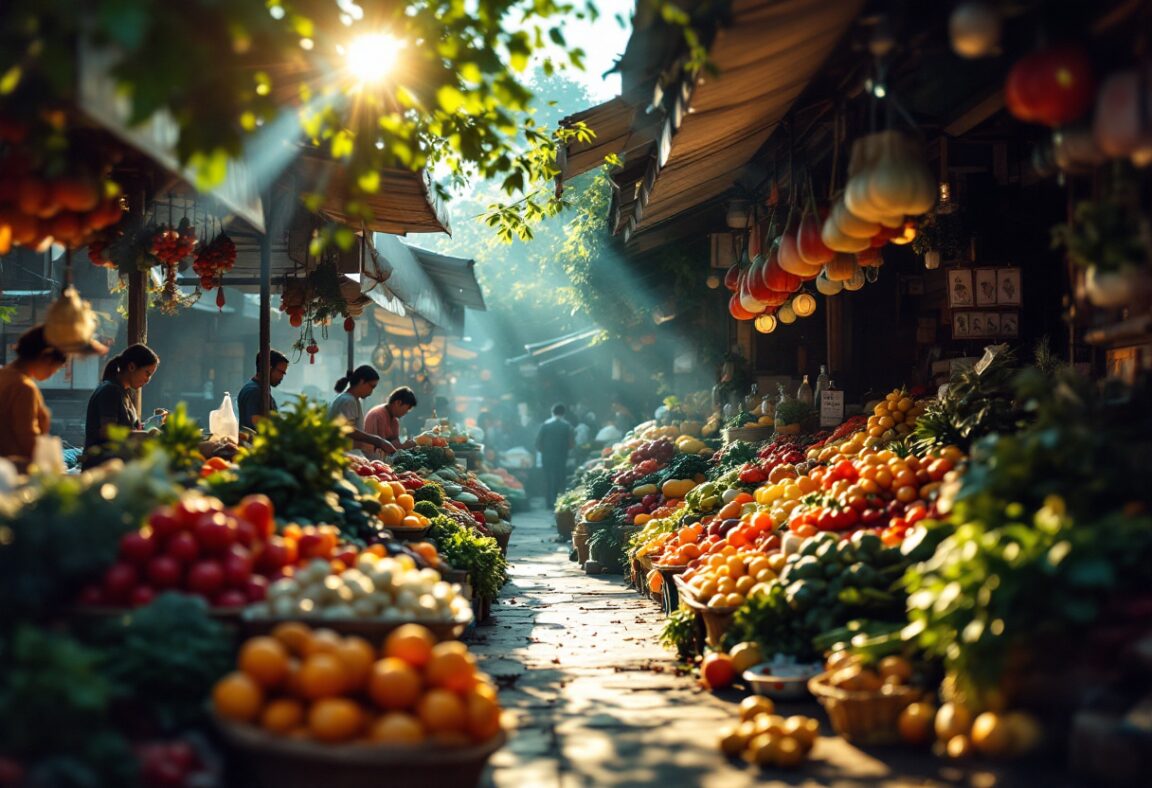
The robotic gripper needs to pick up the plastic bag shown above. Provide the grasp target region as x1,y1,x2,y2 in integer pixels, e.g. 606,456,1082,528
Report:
32,435,66,476
209,392,239,443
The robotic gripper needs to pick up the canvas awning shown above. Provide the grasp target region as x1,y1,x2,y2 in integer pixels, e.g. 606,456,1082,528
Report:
408,247,486,312
557,89,659,184
371,235,484,336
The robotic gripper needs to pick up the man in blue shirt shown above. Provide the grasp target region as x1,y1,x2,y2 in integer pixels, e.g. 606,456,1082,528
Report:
535,403,574,509
238,349,289,432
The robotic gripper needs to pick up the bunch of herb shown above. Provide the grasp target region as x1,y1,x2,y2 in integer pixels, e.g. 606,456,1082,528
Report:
710,441,759,474
554,488,585,514
583,469,615,500
435,526,508,602
95,593,232,732
659,608,697,661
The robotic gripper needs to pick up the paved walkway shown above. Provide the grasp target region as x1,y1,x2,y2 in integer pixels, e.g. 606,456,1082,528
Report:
473,505,1071,788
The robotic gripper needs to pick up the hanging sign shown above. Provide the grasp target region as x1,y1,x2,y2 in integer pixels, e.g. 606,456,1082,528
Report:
820,390,844,428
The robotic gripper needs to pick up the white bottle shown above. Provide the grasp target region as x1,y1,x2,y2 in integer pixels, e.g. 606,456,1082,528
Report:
814,365,830,402
797,375,814,406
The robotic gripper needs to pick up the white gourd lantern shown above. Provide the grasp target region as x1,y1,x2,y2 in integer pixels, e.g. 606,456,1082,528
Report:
777,304,796,324
754,313,777,334
792,292,817,318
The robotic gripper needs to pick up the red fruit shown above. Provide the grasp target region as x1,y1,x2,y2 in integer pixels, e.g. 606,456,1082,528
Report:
103,563,139,604
343,316,355,332
77,584,105,606
289,313,303,327
148,507,183,540
223,545,253,587
120,531,157,565
297,532,325,559
797,204,834,265
172,496,220,529
233,518,257,547
254,536,289,572
146,555,183,589
244,575,269,602
355,466,374,476
236,495,275,539
1005,44,1095,127
130,585,156,608
334,547,358,567
193,512,236,555
166,531,199,564
213,589,247,608
186,560,225,596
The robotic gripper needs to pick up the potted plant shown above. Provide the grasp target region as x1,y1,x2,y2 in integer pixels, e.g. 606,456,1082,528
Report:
1052,171,1152,308
553,490,581,540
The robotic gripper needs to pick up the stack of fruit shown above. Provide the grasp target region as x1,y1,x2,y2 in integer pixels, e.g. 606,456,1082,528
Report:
213,623,503,745
717,696,820,769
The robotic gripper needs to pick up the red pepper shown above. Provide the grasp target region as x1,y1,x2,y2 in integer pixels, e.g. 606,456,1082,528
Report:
739,466,767,484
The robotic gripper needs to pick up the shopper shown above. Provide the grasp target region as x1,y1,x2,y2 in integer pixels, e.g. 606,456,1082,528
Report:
364,386,418,455
83,343,160,468
238,349,289,431
535,402,574,509
329,365,391,455
0,325,67,471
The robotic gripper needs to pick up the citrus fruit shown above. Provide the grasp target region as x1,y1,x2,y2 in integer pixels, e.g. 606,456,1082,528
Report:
238,636,290,688
464,689,502,742
271,621,313,658
935,702,973,741
308,698,365,742
945,733,972,759
970,712,1013,757
898,702,936,745
700,652,735,690
728,642,763,674
335,636,376,692
369,712,426,744
425,643,478,693
877,655,913,684
368,657,423,711
738,695,775,722
416,688,467,734
718,725,746,757
212,671,264,722
783,716,819,750
261,698,305,734
383,624,437,669
303,628,343,656
297,653,347,699
774,735,806,768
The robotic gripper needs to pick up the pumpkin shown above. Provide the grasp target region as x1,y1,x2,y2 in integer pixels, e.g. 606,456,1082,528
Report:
864,133,937,216
815,270,844,295
797,204,835,264
949,2,1001,59
1005,44,1096,127
822,205,872,252
728,292,757,320
842,267,866,291
1093,64,1152,162
762,256,802,293
825,252,859,282
832,199,881,239
723,263,741,291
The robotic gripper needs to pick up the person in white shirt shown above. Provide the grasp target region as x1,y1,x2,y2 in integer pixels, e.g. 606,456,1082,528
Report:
328,365,391,455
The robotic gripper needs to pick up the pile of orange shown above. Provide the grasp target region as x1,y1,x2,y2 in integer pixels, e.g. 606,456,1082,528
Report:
212,623,502,746
375,482,431,530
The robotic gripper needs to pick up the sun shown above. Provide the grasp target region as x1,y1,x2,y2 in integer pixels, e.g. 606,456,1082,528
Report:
345,33,404,84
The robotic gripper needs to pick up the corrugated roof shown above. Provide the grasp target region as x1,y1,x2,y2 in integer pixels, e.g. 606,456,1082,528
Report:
409,248,486,312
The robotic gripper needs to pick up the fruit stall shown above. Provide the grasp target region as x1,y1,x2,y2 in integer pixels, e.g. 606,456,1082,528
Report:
0,398,514,786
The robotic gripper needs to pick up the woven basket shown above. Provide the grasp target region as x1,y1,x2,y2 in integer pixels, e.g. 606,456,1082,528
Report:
217,719,505,788
807,671,919,746
572,522,591,565
386,525,431,542
241,609,472,646
555,509,577,539
677,580,739,647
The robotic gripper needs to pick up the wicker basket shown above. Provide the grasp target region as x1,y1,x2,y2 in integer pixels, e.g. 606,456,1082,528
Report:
572,522,590,565
241,609,472,646
217,719,505,788
555,509,577,539
807,671,919,746
386,525,432,542
676,579,739,647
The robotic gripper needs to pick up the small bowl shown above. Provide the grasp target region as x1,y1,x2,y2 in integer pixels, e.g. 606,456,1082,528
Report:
743,662,823,700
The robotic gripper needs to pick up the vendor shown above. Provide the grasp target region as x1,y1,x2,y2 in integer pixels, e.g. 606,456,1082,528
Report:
329,365,391,455
0,325,67,472
238,349,289,431
83,343,160,468
364,386,418,454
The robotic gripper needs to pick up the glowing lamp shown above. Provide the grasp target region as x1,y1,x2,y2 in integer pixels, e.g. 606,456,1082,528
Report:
754,313,777,334
777,304,796,324
792,292,817,318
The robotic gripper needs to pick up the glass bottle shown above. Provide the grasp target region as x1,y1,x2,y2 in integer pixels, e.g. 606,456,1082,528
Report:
797,374,813,406
814,364,830,402
743,383,759,414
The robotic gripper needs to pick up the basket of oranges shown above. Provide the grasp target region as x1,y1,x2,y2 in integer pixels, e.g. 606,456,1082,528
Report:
675,576,739,648
807,653,919,746
213,623,507,788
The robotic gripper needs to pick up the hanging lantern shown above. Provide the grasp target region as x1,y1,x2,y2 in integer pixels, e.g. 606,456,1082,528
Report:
816,270,844,296
924,250,941,270
792,292,817,318
705,273,721,289
890,221,917,245
754,313,777,334
843,268,866,291
949,2,1001,59
777,304,796,324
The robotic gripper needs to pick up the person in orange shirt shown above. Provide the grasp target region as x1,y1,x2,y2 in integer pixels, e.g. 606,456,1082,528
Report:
0,325,67,471
364,386,418,455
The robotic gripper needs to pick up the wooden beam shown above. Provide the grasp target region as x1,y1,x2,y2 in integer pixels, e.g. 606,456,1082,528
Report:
944,88,1004,138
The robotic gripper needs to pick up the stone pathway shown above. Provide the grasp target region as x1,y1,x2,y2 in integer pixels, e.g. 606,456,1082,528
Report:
473,506,1076,788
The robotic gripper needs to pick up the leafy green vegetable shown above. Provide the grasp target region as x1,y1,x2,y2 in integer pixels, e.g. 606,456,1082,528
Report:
427,515,507,602
95,593,232,733
413,500,440,519
411,481,445,507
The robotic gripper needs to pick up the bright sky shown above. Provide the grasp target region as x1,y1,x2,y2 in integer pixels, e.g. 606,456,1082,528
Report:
561,0,634,101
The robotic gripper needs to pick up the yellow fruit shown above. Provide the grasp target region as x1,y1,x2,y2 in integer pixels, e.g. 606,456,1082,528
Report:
754,714,786,737
946,734,972,759
898,702,936,745
774,735,807,768
783,716,819,751
718,726,746,757
738,695,775,722
935,702,973,742
970,712,1014,757
877,655,913,685
744,733,780,766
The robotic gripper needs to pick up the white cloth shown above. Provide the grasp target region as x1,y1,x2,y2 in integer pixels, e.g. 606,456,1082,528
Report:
329,392,364,430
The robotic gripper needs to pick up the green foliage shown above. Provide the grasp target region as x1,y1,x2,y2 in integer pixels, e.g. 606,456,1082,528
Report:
428,516,508,602
587,525,624,571
411,481,446,507
659,607,697,660
1051,167,1149,272
0,457,181,623
413,500,441,519
583,469,615,500
95,593,232,733
390,446,457,472
0,626,137,786
710,441,759,474
554,488,585,514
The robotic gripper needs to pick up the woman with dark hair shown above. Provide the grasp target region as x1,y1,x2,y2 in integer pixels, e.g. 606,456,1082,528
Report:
329,365,391,454
0,325,67,470
364,386,418,455
83,343,159,467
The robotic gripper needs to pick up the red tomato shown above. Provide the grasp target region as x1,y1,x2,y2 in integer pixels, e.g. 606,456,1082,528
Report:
172,496,216,529
119,531,157,565
166,531,199,564
222,545,253,588
103,563,139,603
254,536,291,572
192,512,236,555
297,531,326,559
235,494,275,539
146,555,183,589
148,507,182,540
244,575,269,602
1005,44,1095,127
186,560,225,596
130,585,156,607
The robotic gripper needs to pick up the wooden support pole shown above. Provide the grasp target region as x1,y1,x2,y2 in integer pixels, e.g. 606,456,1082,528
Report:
258,191,272,416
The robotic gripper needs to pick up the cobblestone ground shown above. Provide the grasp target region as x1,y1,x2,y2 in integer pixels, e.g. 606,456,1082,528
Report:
473,506,1076,788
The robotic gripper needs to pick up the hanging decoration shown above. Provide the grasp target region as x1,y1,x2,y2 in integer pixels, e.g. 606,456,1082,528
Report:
192,211,237,311
754,313,777,334
43,251,108,356
949,2,1002,59
1005,44,1096,128
777,304,797,324
791,291,817,318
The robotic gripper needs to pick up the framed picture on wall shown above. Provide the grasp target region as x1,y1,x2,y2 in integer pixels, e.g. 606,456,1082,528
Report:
998,268,1022,306
1001,312,1019,337
975,268,998,306
969,312,986,337
953,311,971,338
984,312,1002,336
948,269,974,308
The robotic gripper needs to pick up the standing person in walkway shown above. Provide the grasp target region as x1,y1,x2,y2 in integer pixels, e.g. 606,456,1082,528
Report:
0,325,68,471
535,403,574,509
364,385,418,455
329,365,391,455
83,343,160,468
237,349,289,432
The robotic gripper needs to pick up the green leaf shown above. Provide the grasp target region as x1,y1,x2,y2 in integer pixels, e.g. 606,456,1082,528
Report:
356,169,381,194
188,149,229,191
0,65,22,94
436,85,467,113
